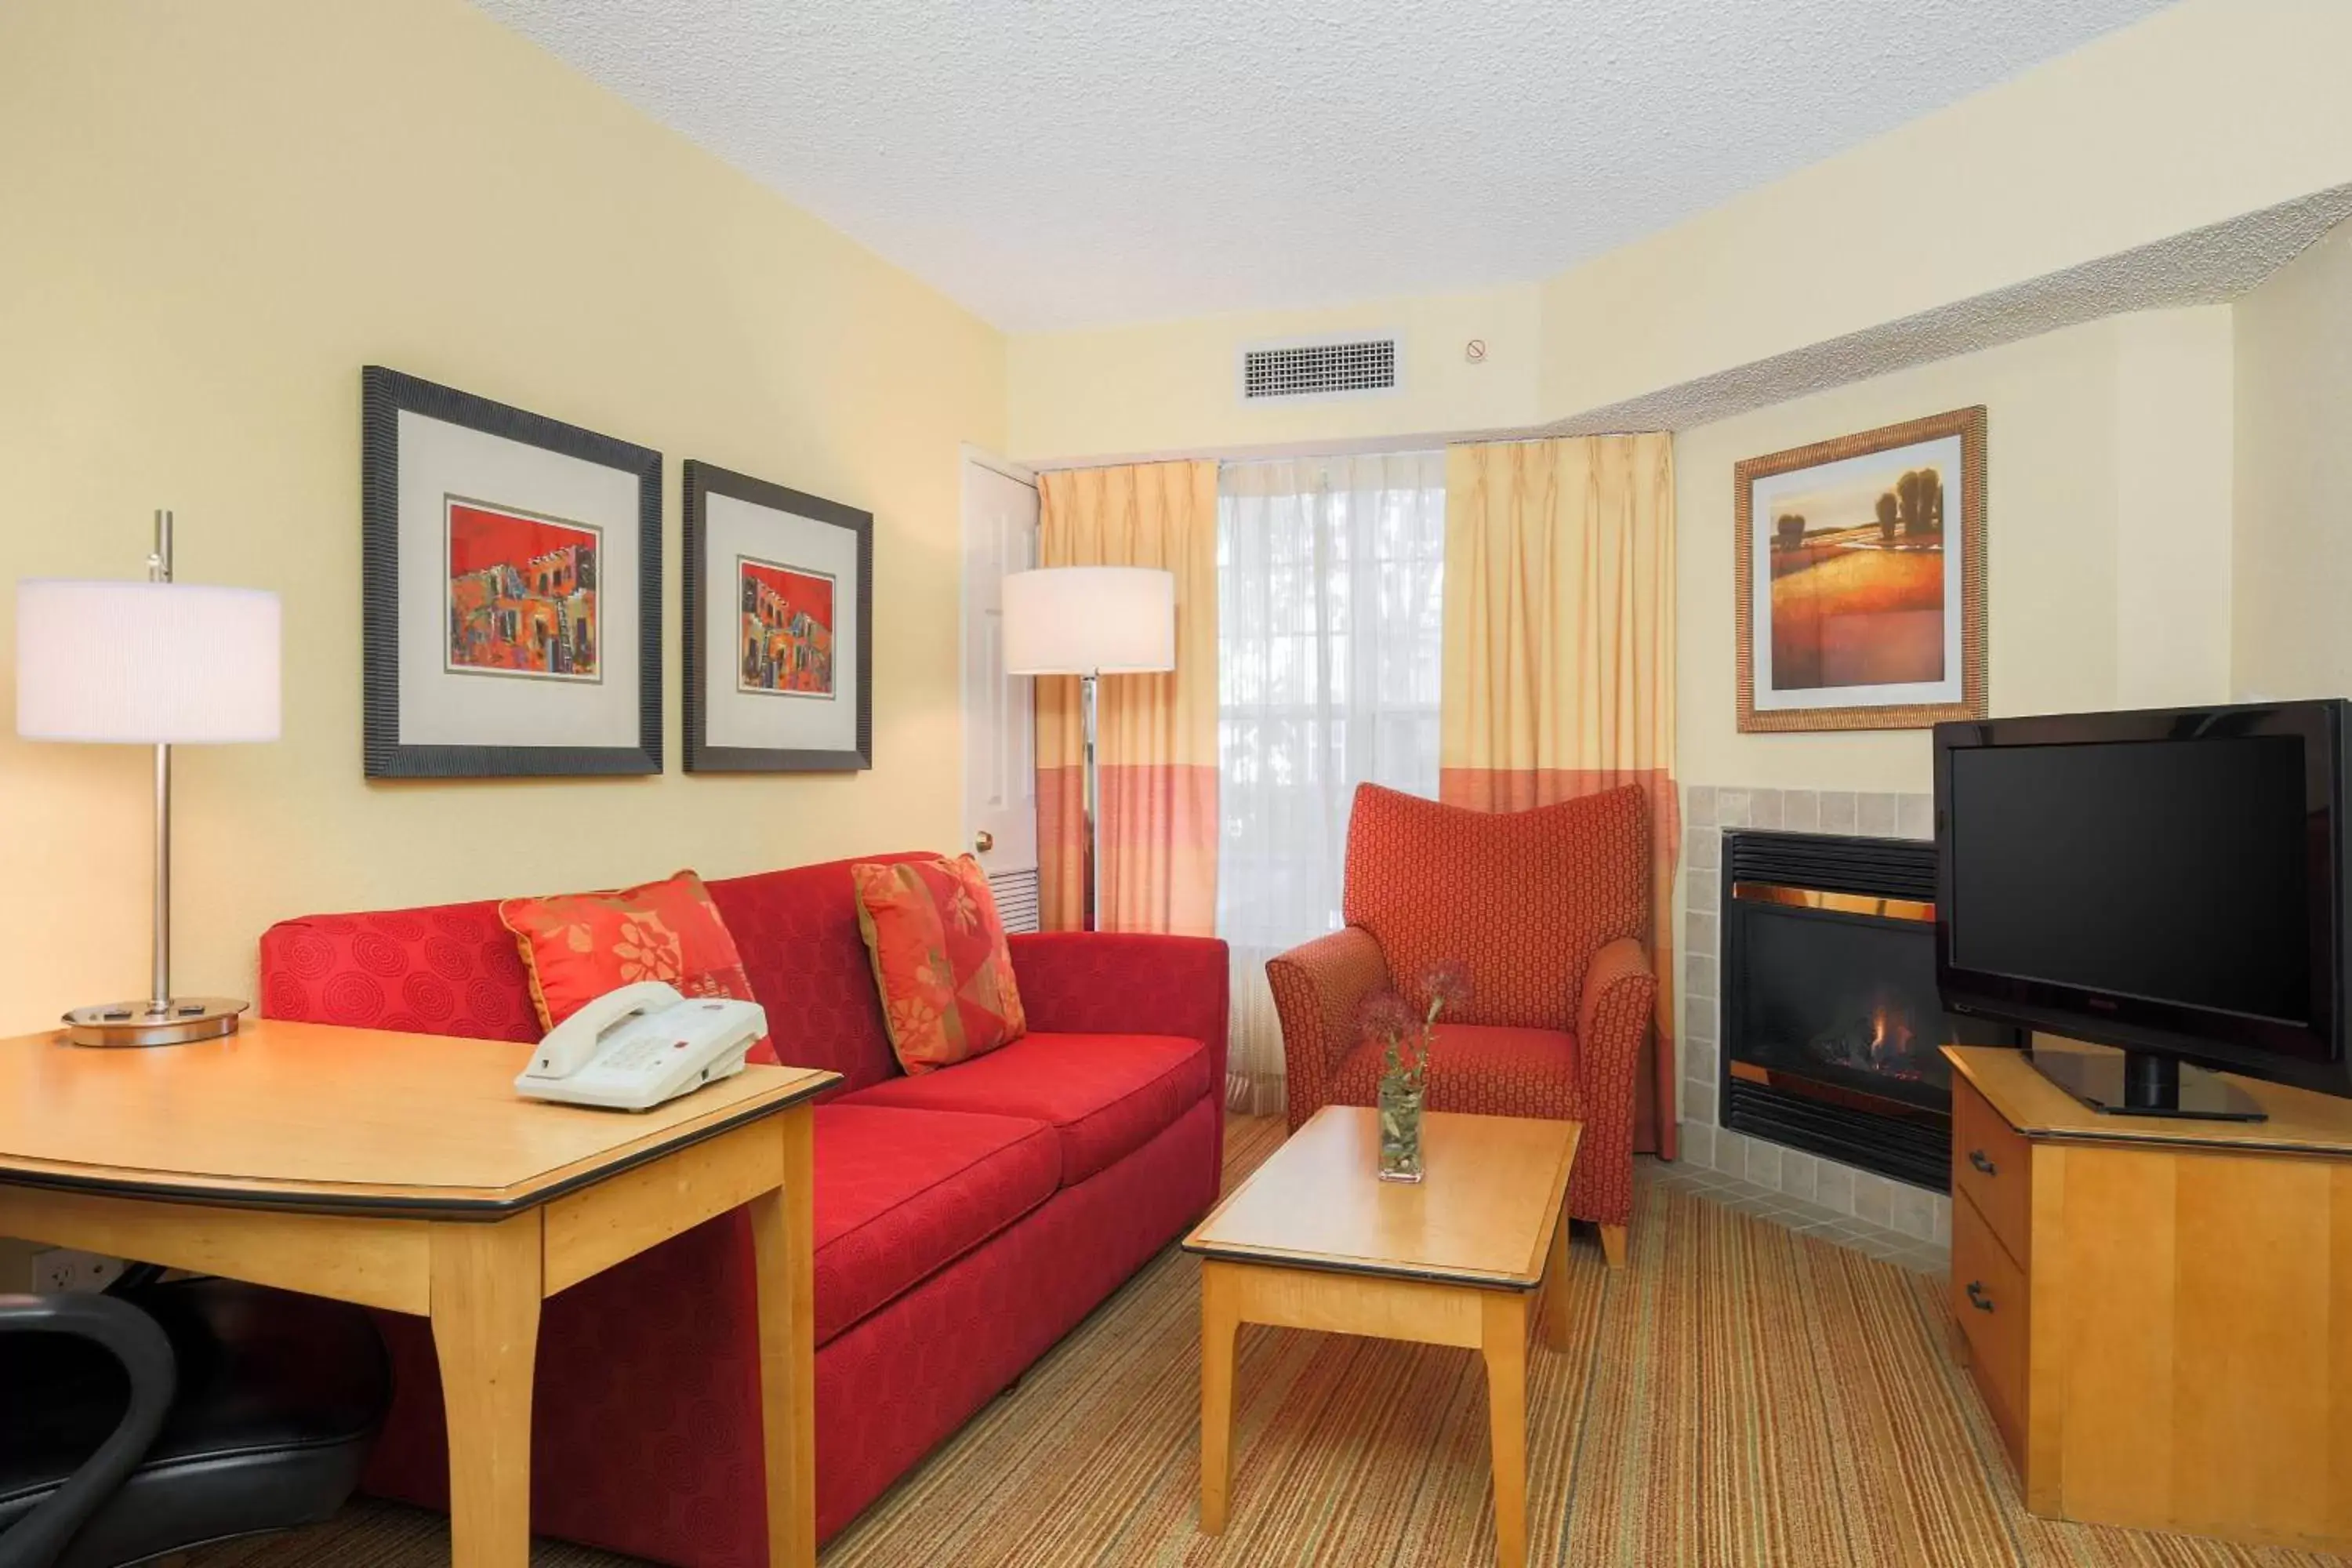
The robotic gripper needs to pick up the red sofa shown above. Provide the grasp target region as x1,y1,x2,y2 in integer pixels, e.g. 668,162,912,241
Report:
256,851,1229,1563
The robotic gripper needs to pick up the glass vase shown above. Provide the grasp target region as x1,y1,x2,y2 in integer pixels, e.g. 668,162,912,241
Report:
1377,1073,1425,1183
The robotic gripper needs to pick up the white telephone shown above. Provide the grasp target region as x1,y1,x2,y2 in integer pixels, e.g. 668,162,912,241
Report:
513,980,768,1112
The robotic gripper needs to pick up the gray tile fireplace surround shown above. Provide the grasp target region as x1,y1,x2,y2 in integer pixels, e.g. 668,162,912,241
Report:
1675,784,1954,1265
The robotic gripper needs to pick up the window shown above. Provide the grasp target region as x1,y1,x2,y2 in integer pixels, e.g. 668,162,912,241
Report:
1216,451,1445,1112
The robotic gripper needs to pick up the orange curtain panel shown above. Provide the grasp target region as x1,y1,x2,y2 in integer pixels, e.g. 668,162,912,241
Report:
1439,434,1681,1156
1035,462,1219,935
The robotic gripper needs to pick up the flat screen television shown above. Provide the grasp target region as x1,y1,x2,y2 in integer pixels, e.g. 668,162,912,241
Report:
1934,700,2352,1117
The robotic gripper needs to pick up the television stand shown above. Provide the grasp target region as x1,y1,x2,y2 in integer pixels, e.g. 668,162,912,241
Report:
2028,1044,2267,1121
1944,1044,2352,1553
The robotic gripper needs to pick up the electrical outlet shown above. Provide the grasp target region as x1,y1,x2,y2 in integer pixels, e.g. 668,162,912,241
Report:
31,1248,124,1294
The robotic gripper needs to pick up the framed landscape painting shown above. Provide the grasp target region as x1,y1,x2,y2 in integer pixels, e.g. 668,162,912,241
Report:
682,460,873,772
1735,406,1987,733
361,367,663,777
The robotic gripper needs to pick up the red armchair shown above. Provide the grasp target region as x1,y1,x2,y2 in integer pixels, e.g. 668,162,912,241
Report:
1266,783,1658,1267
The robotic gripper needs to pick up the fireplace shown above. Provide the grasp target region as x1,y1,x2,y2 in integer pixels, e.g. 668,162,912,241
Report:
1719,829,2018,1190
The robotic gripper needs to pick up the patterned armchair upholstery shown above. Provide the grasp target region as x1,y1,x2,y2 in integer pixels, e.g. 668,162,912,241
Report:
1266,783,1658,1266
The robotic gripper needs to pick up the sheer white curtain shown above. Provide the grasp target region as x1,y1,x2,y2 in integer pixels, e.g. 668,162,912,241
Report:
1216,451,1446,1114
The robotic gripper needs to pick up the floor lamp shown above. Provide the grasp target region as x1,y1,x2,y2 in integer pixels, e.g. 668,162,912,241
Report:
1000,565,1175,932
16,511,283,1046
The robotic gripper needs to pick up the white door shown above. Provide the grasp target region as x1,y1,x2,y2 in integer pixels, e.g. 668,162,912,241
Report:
960,452,1041,930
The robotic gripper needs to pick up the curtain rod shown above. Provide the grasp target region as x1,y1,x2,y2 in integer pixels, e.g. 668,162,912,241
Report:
1029,426,1669,477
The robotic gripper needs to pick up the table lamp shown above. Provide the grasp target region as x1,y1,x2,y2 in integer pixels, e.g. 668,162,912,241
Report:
16,511,282,1046
1000,565,1175,931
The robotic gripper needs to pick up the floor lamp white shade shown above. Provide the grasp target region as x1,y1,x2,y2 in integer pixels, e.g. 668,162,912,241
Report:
15,515,284,1045
1000,566,1175,677
1000,567,1175,932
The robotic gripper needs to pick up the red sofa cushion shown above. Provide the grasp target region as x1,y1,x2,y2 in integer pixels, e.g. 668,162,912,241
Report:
1342,782,1649,1032
813,1104,1058,1346
500,869,767,1046
808,1098,1221,1541
704,855,937,1094
840,1032,1210,1185
849,855,1029,1075
259,900,539,1044
1328,1022,1588,1120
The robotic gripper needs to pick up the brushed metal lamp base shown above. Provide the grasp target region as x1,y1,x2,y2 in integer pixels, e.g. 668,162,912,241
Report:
64,996,247,1048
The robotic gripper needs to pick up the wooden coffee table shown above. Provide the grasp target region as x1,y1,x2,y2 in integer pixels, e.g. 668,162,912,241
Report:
1183,1105,1581,1568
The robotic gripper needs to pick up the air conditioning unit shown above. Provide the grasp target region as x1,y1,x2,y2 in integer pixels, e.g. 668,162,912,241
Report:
1237,334,1401,404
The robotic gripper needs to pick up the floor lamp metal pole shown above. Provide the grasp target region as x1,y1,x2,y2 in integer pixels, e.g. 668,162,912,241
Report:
1080,670,1100,932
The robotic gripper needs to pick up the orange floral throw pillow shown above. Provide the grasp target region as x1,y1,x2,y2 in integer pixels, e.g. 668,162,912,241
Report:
851,855,1027,1074
499,870,772,1058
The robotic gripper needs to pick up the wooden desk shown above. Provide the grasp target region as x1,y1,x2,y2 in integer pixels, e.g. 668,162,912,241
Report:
0,1018,837,1568
1944,1040,2352,1554
1183,1108,1581,1568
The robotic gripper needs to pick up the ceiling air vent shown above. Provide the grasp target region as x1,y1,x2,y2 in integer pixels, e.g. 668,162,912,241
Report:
1239,335,1401,402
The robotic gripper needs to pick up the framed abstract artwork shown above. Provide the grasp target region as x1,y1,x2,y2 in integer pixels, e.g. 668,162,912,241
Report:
682,460,873,772
1735,405,1987,733
361,367,662,777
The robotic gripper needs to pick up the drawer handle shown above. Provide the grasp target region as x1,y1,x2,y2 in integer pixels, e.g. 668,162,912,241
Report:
1965,1280,1994,1313
1967,1149,1998,1178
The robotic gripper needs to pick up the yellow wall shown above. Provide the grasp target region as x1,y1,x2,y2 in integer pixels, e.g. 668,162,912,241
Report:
1006,281,1540,466
2234,220,2352,702
0,0,1005,1035
1670,307,2234,1130
1007,0,2352,467
2113,308,2235,709
1675,307,2234,796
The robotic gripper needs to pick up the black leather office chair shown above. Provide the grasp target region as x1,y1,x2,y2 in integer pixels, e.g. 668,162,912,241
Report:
0,1279,390,1568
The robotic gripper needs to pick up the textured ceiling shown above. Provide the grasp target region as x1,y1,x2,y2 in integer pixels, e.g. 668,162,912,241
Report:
472,0,2181,331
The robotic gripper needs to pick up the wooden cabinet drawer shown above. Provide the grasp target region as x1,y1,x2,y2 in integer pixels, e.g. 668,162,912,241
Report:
1954,1073,2031,1267
1951,1189,2031,1470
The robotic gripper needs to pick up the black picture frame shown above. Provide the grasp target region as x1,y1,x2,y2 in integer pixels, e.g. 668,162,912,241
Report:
683,460,874,773
361,366,662,779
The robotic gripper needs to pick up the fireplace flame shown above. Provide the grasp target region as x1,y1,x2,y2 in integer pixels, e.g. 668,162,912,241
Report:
1797,990,1935,1085
1867,1000,1915,1066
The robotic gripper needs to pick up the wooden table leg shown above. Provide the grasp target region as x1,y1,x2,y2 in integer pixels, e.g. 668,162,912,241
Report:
1541,1200,1573,1351
750,1104,817,1568
430,1213,543,1568
1482,1291,1530,1568
1599,1224,1628,1270
1199,1261,1240,1534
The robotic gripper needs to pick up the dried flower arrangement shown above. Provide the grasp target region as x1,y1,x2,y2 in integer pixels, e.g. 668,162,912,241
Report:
1357,959,1470,1181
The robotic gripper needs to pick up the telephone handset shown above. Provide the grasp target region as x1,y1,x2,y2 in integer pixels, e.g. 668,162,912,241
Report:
513,979,768,1112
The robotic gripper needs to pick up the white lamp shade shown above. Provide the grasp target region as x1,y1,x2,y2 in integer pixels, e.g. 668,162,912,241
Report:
1000,567,1175,675
16,579,282,743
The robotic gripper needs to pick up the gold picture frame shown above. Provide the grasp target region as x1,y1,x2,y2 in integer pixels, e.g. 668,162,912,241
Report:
1734,405,1986,733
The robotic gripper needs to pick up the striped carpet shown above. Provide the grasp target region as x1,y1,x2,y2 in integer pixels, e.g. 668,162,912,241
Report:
190,1115,2349,1568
